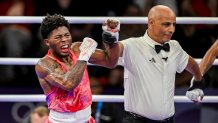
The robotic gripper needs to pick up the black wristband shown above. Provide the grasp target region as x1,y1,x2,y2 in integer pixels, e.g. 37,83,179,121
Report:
102,31,117,45
188,77,205,91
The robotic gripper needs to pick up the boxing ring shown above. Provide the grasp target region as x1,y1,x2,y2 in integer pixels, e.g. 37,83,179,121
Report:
0,16,218,104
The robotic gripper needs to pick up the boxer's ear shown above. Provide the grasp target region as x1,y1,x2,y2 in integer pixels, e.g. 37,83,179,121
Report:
44,39,49,46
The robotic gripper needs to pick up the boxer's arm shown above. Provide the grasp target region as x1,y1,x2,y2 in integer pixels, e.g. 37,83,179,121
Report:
199,40,218,75
49,61,87,91
35,59,87,91
185,56,202,81
185,56,204,102
89,42,122,68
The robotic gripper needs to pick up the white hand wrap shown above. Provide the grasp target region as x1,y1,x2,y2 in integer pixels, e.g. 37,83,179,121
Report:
78,37,97,62
186,77,204,102
102,18,120,43
186,89,204,102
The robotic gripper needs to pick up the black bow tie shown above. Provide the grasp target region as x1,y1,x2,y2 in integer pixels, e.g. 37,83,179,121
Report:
154,43,170,54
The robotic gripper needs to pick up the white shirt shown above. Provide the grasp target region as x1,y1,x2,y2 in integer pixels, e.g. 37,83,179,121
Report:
118,31,189,120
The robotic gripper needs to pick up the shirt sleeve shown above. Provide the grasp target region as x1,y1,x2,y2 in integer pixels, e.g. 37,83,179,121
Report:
117,39,128,66
117,57,124,66
175,41,189,73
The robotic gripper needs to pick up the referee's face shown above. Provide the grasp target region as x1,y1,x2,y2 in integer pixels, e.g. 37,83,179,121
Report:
154,14,176,44
148,6,176,44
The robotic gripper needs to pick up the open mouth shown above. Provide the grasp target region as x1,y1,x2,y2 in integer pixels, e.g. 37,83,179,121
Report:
60,44,69,53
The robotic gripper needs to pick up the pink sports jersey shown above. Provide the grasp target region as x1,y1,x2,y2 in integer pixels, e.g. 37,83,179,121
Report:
45,50,92,112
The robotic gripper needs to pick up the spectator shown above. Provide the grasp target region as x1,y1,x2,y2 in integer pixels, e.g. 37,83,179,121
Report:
119,3,145,40
0,0,34,83
90,76,124,123
30,106,49,123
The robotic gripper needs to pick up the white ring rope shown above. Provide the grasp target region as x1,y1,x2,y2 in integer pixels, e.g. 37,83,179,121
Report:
0,58,39,65
0,58,217,65
0,16,218,24
0,95,217,103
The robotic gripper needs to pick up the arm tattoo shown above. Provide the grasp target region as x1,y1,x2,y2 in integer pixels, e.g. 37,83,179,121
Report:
38,58,87,90
104,47,110,60
64,61,87,88
37,59,56,73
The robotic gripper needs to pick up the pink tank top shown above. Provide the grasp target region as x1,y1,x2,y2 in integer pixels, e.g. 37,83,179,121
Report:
45,50,92,112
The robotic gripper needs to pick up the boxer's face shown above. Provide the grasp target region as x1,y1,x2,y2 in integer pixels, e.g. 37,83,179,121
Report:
45,26,72,57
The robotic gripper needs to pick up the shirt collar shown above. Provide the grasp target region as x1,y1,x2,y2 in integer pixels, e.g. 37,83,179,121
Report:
143,30,170,48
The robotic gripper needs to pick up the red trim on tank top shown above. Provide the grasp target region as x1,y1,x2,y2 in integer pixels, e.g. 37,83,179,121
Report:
46,49,76,72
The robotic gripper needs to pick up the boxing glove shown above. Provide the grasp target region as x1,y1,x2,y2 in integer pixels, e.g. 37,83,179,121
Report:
78,37,97,62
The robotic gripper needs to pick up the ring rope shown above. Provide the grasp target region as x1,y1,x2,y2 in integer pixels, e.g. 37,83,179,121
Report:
0,58,217,65
0,16,218,24
0,95,217,103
